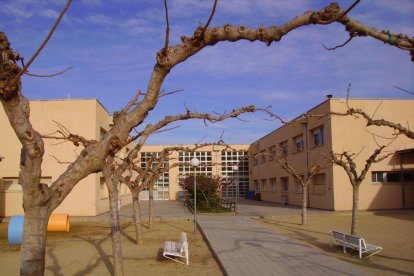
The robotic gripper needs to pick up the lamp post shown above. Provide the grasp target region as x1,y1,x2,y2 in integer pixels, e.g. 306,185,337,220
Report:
232,165,239,210
190,157,200,234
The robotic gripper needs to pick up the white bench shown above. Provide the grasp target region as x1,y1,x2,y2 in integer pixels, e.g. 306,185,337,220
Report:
163,232,189,265
330,230,382,259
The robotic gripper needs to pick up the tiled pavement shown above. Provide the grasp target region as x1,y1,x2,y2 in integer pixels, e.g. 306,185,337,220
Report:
197,215,364,276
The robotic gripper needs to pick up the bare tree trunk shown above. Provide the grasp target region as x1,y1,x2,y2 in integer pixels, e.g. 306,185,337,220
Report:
351,185,359,235
108,185,124,276
20,207,49,276
102,162,124,276
132,189,144,245
148,185,154,230
301,184,307,225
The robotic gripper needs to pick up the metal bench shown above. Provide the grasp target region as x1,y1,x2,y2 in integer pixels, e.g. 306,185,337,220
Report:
330,230,382,259
220,199,236,212
163,232,189,265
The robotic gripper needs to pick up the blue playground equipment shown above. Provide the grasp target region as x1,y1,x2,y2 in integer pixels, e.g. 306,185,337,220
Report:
8,215,24,244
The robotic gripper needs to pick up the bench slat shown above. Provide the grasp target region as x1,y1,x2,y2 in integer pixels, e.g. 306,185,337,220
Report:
330,230,382,259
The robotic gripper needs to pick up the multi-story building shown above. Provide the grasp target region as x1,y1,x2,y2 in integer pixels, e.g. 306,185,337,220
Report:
249,98,414,210
0,99,249,216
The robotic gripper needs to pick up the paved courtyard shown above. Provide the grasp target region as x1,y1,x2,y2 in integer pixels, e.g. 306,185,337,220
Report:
71,199,365,275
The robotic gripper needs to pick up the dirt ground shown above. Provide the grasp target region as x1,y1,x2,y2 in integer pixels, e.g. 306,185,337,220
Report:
255,211,414,276
0,220,223,276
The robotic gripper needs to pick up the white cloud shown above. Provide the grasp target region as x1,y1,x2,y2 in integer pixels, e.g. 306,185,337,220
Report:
39,9,59,19
1,2,33,19
85,14,113,25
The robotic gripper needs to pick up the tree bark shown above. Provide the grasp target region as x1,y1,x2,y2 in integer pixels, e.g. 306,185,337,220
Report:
102,164,124,276
20,207,49,276
301,184,307,225
148,184,154,229
351,185,359,235
132,189,144,245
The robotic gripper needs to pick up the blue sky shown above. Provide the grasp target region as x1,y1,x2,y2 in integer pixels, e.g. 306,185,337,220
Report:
1,0,413,145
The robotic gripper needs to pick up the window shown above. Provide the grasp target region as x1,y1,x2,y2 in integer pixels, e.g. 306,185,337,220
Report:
261,179,267,192
312,126,324,146
270,178,277,192
280,141,288,156
178,151,212,177
141,152,170,199
221,150,249,198
269,146,276,156
312,173,326,194
387,172,400,182
280,177,289,192
252,154,258,166
294,135,304,152
254,180,259,191
372,171,414,184
259,150,266,164
295,176,304,193
372,172,384,183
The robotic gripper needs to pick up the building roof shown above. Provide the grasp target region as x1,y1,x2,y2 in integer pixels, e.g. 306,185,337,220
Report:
30,98,110,114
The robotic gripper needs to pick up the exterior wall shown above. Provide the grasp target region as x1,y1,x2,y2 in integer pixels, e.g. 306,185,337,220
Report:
0,99,112,216
249,99,334,210
0,99,249,217
330,99,414,210
250,98,414,211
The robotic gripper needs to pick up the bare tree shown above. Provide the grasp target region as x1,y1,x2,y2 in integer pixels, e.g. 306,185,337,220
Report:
99,106,258,274
265,152,329,225
1,0,413,274
329,146,392,234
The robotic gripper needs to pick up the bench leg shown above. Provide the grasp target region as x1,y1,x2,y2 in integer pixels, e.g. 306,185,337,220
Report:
364,248,382,259
163,253,187,265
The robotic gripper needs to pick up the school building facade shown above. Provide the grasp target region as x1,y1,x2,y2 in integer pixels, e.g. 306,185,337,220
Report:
0,99,249,216
249,98,414,211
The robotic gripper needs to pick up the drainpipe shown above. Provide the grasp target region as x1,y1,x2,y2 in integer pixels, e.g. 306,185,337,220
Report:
257,141,260,193
400,153,406,209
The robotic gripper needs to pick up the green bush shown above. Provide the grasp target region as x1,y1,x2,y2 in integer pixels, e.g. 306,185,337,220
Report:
182,175,228,213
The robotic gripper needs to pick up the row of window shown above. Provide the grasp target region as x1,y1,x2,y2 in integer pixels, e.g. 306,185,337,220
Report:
253,173,327,194
253,126,324,165
221,151,250,197
372,171,414,183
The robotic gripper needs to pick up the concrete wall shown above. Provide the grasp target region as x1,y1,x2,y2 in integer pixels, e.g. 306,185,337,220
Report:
330,99,414,210
250,98,414,211
0,99,112,216
249,100,334,210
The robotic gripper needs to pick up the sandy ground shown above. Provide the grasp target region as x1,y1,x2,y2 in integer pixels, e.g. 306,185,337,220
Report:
0,220,223,276
255,211,414,276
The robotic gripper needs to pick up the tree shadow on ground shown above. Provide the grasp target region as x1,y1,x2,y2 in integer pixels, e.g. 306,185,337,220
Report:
258,218,414,276
74,234,113,275
45,245,63,276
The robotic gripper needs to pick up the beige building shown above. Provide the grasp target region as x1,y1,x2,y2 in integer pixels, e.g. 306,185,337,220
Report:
249,98,414,211
0,99,249,217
